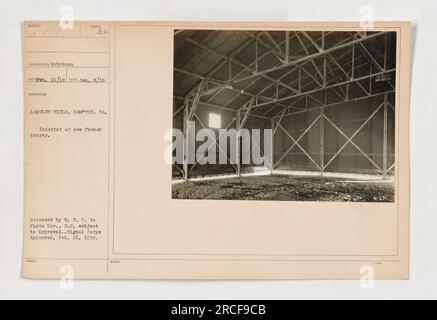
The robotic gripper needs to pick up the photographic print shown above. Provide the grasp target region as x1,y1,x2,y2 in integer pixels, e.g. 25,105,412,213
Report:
22,21,410,280
172,30,397,202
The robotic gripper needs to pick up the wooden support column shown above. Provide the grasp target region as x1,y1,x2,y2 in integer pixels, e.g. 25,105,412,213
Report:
255,35,259,73
323,56,327,87
352,42,355,79
182,80,206,181
298,66,302,93
383,93,388,179
236,110,241,176
384,33,388,71
320,90,326,176
271,118,275,174
285,31,290,64
228,57,232,81
183,106,190,181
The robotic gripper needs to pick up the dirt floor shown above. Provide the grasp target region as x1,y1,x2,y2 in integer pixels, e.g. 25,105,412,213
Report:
172,175,395,202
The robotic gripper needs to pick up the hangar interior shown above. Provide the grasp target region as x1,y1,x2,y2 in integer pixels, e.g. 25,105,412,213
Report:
172,30,396,202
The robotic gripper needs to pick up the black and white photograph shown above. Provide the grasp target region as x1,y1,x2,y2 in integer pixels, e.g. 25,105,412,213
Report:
172,30,397,202
5,0,437,301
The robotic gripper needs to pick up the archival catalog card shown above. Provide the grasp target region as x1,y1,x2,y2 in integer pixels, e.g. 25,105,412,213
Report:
23,21,411,280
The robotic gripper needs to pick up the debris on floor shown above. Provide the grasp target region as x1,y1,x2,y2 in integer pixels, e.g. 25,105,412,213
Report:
172,175,395,202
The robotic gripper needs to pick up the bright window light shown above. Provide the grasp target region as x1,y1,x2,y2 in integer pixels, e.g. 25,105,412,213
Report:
209,113,221,129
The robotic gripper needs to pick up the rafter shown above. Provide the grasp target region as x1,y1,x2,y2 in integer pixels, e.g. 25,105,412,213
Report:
295,32,324,80
262,31,284,57
259,55,374,117
231,32,341,115
231,32,385,84
239,34,369,116
178,35,298,97
301,31,323,52
174,68,285,109
358,41,384,71
242,68,395,111
326,53,371,96
266,43,357,111
253,34,365,115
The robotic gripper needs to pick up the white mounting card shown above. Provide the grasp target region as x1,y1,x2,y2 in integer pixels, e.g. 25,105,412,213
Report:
23,21,411,279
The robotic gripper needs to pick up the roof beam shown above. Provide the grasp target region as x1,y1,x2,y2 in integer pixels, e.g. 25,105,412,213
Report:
231,32,386,84
204,37,257,102
262,31,284,58
256,46,363,116
301,31,323,52
326,53,371,96
179,35,298,96
224,32,336,113
295,32,324,80
174,95,237,113
285,31,290,64
252,34,355,114
358,41,384,71
243,68,395,111
256,55,381,116
174,96,271,120
176,31,390,119
258,40,371,116
174,68,277,107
